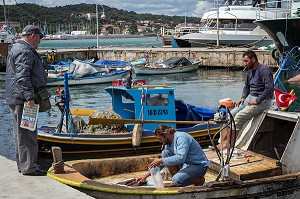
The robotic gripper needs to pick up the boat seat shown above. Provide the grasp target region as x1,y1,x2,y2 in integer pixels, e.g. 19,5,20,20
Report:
205,149,282,181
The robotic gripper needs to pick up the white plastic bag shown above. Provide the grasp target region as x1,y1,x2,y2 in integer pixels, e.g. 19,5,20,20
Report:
150,167,164,189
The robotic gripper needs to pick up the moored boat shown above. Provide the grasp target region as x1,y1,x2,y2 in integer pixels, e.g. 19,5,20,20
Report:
167,0,284,48
47,69,129,86
132,57,200,75
47,109,300,198
38,76,223,157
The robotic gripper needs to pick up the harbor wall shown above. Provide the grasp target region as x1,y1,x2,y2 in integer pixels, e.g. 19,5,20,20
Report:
38,47,278,68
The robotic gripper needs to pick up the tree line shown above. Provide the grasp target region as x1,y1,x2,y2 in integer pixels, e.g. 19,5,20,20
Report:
0,3,201,34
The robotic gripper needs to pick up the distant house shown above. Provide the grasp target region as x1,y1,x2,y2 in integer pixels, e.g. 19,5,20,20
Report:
102,24,120,35
137,25,148,33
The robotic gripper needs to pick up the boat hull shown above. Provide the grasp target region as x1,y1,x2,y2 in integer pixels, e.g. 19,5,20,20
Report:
133,64,198,75
48,153,300,199
175,33,273,47
38,124,220,156
255,18,300,54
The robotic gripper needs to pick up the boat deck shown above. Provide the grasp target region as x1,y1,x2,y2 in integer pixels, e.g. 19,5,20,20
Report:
49,148,282,189
205,149,282,181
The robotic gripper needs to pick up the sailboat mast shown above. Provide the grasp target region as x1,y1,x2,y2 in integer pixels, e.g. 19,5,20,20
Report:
2,0,7,26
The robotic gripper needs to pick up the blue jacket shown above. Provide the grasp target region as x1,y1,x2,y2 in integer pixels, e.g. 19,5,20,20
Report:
5,40,47,105
161,131,210,167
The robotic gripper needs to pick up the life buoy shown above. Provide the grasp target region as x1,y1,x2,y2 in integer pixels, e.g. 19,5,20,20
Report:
271,49,280,61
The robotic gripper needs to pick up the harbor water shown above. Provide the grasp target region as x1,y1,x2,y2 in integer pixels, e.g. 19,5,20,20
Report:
39,37,162,49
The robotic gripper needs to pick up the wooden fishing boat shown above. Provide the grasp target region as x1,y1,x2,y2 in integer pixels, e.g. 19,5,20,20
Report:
132,57,200,75
47,110,300,198
38,75,222,157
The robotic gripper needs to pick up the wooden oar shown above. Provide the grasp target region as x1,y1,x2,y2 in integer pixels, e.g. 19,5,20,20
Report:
88,118,207,125
70,108,96,116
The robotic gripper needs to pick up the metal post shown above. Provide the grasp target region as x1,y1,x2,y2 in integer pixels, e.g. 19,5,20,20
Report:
217,0,219,46
184,12,187,27
96,4,99,48
96,4,106,49
225,12,237,34
63,73,70,132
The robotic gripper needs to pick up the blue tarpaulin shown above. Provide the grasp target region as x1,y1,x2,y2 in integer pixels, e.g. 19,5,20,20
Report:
175,100,226,128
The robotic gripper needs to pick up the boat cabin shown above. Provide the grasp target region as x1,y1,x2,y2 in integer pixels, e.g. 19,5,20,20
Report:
105,84,176,131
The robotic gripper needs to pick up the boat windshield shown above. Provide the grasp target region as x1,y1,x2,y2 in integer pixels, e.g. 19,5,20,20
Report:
146,94,169,106
222,0,253,6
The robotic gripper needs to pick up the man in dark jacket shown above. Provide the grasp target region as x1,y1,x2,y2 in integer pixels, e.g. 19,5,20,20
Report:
5,25,47,176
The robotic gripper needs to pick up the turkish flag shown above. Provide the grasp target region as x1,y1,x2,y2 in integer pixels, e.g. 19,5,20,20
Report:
274,88,297,108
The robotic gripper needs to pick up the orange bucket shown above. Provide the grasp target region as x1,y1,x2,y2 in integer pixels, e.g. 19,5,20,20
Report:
219,98,234,109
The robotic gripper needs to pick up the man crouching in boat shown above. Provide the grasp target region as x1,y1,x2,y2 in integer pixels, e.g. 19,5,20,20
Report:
135,125,209,186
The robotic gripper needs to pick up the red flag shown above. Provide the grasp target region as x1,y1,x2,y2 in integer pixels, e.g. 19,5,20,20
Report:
274,88,297,108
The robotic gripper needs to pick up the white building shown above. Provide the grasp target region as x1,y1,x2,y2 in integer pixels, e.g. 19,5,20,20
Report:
71,31,90,36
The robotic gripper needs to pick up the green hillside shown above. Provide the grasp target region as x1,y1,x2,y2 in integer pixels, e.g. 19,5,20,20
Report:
0,3,201,34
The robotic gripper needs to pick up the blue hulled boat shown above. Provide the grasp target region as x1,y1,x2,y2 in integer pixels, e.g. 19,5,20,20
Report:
38,75,222,157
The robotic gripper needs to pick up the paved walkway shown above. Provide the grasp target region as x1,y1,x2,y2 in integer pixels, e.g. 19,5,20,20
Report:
0,156,93,199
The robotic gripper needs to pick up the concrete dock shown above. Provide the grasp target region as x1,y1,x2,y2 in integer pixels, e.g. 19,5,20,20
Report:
0,155,93,199
37,47,278,69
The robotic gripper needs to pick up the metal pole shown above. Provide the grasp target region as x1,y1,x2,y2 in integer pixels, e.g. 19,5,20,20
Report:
235,17,237,34
217,0,219,46
225,12,237,34
2,0,7,29
184,12,187,27
64,73,70,132
96,4,99,48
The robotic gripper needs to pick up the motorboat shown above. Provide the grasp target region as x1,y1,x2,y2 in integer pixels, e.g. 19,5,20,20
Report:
170,0,290,48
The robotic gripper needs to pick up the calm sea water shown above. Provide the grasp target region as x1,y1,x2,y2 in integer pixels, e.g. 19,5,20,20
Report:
1,37,300,169
39,37,162,49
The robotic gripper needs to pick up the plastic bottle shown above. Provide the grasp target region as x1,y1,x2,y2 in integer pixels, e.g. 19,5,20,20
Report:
149,167,164,189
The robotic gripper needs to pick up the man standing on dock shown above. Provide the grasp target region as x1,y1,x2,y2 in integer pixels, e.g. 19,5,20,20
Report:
218,50,274,150
5,25,47,176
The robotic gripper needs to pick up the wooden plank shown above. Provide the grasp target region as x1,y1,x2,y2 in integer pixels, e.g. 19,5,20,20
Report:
205,149,281,181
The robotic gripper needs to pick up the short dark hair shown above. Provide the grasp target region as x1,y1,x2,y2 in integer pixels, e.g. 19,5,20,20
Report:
154,125,176,136
243,50,258,61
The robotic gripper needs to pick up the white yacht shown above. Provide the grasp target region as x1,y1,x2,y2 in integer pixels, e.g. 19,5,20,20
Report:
172,0,290,48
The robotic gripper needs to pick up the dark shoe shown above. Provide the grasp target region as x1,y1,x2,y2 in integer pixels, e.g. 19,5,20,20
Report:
191,177,205,186
23,169,47,176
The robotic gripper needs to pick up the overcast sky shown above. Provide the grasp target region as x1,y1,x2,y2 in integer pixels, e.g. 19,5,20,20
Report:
5,0,211,17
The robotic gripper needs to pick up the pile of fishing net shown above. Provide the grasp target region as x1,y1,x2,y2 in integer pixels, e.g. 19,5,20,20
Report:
82,109,130,134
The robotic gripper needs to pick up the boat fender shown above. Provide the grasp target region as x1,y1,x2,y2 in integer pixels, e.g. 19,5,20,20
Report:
132,124,142,147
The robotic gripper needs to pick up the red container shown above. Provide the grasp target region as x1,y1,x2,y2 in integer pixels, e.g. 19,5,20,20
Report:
112,79,124,86
136,80,146,85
